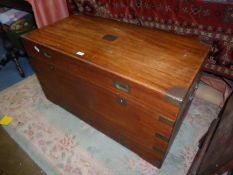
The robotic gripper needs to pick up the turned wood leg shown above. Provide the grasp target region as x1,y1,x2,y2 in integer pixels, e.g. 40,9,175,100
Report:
4,40,25,77
7,48,25,78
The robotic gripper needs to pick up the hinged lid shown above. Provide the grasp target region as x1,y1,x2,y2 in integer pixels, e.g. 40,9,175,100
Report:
23,15,210,107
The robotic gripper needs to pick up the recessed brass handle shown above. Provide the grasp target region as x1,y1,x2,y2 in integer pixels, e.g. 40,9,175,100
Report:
114,81,130,93
48,64,55,71
43,51,52,58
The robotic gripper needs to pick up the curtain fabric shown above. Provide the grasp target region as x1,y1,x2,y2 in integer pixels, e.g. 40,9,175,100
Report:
26,0,69,28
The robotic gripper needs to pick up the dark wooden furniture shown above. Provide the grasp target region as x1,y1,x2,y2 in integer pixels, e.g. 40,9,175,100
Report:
188,91,233,175
22,15,210,168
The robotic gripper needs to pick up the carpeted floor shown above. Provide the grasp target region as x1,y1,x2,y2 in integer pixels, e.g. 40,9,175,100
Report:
0,75,220,175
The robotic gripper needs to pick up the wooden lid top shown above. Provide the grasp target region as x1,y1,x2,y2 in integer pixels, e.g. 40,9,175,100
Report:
24,15,210,96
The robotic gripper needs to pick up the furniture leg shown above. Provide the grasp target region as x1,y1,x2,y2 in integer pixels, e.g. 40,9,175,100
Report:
2,39,25,77
13,57,25,77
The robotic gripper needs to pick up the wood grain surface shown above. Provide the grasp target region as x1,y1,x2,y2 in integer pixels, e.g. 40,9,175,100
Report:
22,15,210,168
23,15,209,101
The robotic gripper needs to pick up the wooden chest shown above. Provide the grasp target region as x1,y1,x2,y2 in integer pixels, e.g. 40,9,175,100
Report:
22,15,210,168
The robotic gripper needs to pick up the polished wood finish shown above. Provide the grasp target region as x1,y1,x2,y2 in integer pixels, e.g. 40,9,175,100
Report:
22,15,210,167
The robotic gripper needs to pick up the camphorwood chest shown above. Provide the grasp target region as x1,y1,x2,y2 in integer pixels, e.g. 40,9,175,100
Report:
22,15,210,168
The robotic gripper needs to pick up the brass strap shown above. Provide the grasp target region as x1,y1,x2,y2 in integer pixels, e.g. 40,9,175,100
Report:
153,146,165,155
155,133,169,143
165,87,188,107
159,116,174,127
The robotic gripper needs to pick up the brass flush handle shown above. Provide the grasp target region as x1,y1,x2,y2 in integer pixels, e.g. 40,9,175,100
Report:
43,51,52,58
114,81,130,93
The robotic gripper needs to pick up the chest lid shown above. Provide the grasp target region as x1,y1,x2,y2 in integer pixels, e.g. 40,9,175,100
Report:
23,15,210,107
